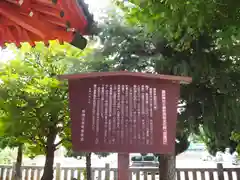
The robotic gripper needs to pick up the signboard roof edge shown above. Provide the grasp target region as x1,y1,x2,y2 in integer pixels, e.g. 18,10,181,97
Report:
58,71,192,84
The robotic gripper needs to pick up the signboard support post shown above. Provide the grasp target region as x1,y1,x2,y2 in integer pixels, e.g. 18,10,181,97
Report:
118,153,129,180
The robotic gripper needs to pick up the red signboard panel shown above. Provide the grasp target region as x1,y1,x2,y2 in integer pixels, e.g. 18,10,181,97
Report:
68,76,180,154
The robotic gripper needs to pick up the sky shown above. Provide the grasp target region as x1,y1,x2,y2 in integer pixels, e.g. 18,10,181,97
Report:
87,0,111,12
0,48,15,62
0,0,111,61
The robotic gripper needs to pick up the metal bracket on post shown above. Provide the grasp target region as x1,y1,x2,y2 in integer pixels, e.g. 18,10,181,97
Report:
118,153,129,180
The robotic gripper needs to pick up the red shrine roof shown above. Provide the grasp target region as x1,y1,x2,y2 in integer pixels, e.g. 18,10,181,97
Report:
0,0,93,49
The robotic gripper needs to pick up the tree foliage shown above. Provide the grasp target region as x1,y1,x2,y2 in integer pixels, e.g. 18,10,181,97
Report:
0,41,93,180
231,132,240,155
108,2,240,155
118,0,240,52
82,15,191,154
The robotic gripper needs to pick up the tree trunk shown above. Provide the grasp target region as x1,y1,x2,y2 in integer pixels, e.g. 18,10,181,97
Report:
159,154,176,180
41,133,56,180
86,153,92,180
14,144,23,180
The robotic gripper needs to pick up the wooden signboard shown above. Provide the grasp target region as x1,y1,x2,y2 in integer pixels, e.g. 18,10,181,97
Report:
60,72,192,154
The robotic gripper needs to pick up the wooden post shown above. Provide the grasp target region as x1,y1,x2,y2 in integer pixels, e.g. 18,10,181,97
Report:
217,163,224,180
55,163,61,180
159,154,176,180
105,163,110,180
118,153,129,180
5,168,10,180
31,168,35,180
11,162,16,180
12,162,21,180
0,166,3,180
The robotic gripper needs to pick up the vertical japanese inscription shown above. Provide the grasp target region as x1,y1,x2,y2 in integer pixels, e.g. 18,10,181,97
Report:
144,85,150,145
112,85,117,144
128,86,133,145
132,85,137,143
108,85,113,144
124,85,129,144
136,85,141,144
120,85,125,144
80,109,85,142
149,87,154,145
162,90,167,145
116,85,121,144
92,85,97,142
141,85,146,144
86,82,156,147
104,84,109,144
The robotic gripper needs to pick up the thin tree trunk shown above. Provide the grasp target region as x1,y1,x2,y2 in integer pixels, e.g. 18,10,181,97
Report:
41,133,56,180
86,152,92,180
159,154,176,180
14,144,23,180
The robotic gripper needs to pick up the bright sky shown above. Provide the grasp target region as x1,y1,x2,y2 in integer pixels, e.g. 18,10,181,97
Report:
87,0,111,11
0,48,15,62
